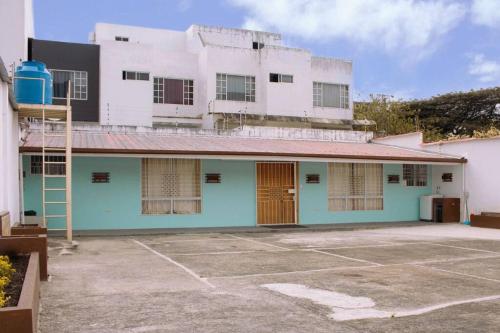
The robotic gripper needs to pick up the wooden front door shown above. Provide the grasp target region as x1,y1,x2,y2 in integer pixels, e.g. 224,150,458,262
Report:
256,162,296,225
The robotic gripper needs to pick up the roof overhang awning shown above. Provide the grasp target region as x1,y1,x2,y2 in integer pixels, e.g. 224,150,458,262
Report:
20,131,467,165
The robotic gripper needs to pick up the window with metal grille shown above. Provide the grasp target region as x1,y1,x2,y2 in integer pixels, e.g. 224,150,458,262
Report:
115,36,129,42
403,164,428,186
30,155,66,175
328,163,383,211
122,71,150,81
269,73,293,83
313,82,349,109
141,158,201,215
153,77,193,105
50,70,88,100
216,73,255,102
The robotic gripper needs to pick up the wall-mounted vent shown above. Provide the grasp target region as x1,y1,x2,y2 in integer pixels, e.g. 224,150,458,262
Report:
442,173,453,182
387,175,400,184
306,174,320,184
92,172,110,183
205,173,221,184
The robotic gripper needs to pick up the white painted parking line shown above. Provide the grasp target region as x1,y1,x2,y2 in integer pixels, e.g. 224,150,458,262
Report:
228,234,291,251
428,242,500,254
132,239,215,289
310,249,383,266
315,241,429,250
413,264,500,284
208,264,381,280
137,238,238,243
172,249,290,256
408,254,500,265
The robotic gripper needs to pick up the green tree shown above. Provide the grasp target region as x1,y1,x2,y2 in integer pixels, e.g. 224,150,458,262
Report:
354,95,416,137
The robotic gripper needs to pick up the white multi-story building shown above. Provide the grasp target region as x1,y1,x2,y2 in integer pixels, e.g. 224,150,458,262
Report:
91,23,353,129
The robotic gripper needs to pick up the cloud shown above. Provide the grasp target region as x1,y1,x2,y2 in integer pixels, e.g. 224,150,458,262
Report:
228,0,466,58
471,0,500,28
468,54,500,82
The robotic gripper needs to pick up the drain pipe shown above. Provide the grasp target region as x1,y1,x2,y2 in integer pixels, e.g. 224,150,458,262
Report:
462,160,470,225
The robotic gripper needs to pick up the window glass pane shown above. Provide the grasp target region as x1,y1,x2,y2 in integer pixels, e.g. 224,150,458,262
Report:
216,73,226,100
51,70,70,98
328,162,383,212
141,158,201,215
269,73,279,82
322,83,341,108
403,164,427,187
138,72,149,81
365,164,383,196
281,74,293,83
313,82,321,107
126,71,136,80
350,164,365,196
164,78,183,104
227,75,246,101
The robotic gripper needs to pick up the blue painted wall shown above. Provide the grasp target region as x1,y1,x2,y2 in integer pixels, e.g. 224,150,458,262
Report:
23,157,431,229
298,162,432,224
23,156,256,230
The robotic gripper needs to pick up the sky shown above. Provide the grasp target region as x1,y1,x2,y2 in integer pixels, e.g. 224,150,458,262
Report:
33,0,500,101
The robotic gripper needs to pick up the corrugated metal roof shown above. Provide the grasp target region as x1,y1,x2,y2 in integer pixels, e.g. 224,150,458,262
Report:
20,130,466,163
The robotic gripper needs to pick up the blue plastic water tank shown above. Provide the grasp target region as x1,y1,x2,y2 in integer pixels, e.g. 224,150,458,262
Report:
14,60,53,104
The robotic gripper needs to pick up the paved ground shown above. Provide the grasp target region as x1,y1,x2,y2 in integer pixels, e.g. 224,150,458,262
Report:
40,224,500,333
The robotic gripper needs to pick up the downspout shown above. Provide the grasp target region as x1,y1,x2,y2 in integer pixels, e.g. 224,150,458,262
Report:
462,161,470,225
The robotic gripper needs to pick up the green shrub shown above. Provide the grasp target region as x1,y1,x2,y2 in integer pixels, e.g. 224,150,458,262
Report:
0,255,15,307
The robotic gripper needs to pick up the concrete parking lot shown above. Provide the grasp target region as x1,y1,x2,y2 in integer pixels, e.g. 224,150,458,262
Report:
40,224,500,333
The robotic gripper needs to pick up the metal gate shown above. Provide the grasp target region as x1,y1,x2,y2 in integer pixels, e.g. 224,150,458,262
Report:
256,162,296,225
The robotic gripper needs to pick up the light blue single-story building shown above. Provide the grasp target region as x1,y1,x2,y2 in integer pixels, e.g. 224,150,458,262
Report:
20,129,466,231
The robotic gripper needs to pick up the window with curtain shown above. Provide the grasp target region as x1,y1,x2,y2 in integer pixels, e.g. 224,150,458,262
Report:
216,73,255,102
328,163,383,211
153,77,193,105
141,158,201,215
50,70,88,100
313,82,349,109
403,164,428,186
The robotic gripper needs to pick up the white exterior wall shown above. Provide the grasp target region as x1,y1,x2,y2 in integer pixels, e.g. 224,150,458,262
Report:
0,80,20,224
372,132,423,150
311,57,353,120
0,0,34,73
374,132,500,220
425,139,500,216
94,23,353,128
0,0,33,224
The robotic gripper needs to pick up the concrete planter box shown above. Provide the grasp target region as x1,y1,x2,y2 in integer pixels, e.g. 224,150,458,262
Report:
471,213,500,229
0,235,48,281
0,252,41,333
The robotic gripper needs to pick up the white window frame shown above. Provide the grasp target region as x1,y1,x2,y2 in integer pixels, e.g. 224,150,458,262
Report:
403,164,428,187
328,163,384,211
141,158,202,215
153,77,194,105
50,69,88,100
313,82,349,109
216,73,255,102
